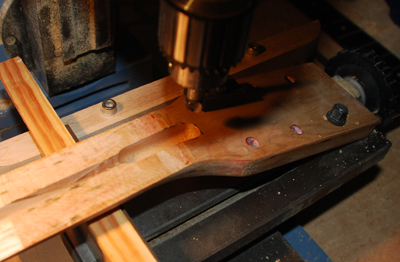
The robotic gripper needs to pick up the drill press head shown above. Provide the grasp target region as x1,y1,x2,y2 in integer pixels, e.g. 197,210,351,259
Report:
158,0,255,111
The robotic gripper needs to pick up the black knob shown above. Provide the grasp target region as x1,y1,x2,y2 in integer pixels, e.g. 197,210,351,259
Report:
327,104,349,126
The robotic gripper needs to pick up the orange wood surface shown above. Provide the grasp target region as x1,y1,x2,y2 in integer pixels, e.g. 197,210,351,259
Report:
0,60,379,260
0,58,75,156
88,210,158,262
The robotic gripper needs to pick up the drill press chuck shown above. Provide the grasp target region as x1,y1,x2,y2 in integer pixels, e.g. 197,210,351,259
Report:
158,0,256,111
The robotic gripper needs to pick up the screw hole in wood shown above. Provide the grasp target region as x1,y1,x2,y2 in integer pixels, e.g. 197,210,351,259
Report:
284,75,296,84
246,137,260,147
291,125,303,135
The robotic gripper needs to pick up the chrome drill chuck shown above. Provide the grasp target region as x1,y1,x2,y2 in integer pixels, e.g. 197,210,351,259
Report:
158,0,255,111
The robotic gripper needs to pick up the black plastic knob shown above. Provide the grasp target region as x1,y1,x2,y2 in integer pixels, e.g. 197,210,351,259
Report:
327,104,349,126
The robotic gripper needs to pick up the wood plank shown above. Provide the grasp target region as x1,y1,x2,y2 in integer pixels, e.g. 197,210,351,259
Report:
0,59,75,154
0,21,320,174
88,210,157,262
230,20,320,75
0,58,157,261
0,62,379,260
316,30,344,61
0,58,75,156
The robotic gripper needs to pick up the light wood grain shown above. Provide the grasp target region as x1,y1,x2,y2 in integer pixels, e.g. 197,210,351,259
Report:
0,138,192,261
0,62,379,260
118,123,201,164
0,57,167,206
0,58,76,154
0,134,40,170
0,58,75,262
0,58,75,156
0,112,170,208
88,210,157,262
0,21,320,174
0,58,158,262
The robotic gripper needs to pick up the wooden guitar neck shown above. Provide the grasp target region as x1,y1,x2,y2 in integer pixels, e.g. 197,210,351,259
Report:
0,58,378,261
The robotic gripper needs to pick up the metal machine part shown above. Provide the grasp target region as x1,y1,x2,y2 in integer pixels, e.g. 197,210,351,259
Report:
101,98,117,116
331,75,367,105
326,49,400,126
0,0,115,96
158,0,256,111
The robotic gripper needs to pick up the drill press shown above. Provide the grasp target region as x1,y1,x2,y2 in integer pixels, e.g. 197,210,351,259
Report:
158,0,256,111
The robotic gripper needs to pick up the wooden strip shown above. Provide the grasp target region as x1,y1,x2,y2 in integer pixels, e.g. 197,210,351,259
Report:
0,57,75,156
0,58,158,262
88,210,157,262
230,20,320,75
316,30,344,60
0,63,379,260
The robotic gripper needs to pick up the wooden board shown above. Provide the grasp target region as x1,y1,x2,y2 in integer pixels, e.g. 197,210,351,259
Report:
0,20,320,175
0,58,75,156
88,210,157,262
0,61,379,260
230,20,320,75
0,58,157,262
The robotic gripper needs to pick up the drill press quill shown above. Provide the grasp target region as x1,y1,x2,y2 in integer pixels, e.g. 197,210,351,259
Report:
158,0,256,111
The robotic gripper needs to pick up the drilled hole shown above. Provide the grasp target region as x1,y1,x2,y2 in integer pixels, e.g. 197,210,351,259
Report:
246,137,260,147
291,125,303,135
284,75,296,83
